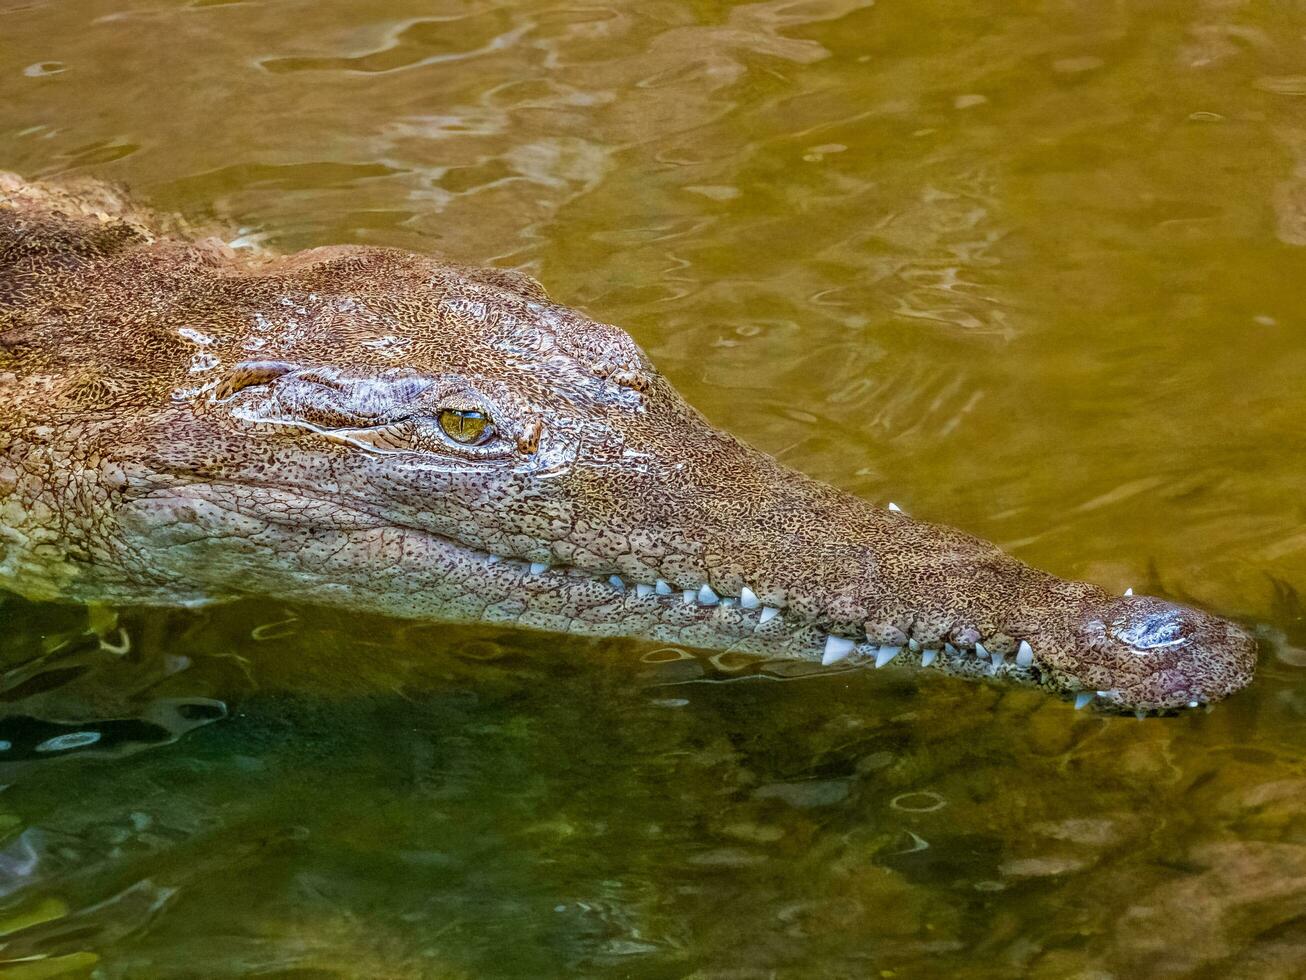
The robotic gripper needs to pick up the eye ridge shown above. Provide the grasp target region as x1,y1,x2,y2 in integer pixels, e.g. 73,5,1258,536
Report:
437,407,495,446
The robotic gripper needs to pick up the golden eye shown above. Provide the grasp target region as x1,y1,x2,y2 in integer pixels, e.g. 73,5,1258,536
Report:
437,408,493,445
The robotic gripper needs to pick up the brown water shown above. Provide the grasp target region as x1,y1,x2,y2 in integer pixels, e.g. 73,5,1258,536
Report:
2,0,1306,976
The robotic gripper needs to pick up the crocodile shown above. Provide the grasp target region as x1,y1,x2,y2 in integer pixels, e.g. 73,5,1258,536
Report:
0,172,1256,714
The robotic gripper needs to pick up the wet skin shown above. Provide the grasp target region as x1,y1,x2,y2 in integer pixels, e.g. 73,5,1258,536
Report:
0,173,1257,714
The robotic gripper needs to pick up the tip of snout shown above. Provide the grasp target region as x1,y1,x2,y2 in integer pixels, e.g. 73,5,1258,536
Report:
1068,595,1257,713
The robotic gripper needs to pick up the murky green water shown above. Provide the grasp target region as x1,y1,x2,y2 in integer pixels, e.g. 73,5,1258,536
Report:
2,0,1306,975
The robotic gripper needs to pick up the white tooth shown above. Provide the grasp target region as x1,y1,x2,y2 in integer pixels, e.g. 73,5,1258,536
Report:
697,584,719,606
1188,700,1200,708
1074,692,1094,710
636,583,654,598
888,502,903,513
656,579,673,596
682,590,695,604
1016,640,1034,668
720,597,737,607
530,561,549,575
945,643,959,657
759,606,780,625
609,575,626,591
990,651,1006,672
486,554,502,564
975,641,990,661
823,635,855,665
875,645,900,668
908,638,921,652
921,648,938,667
1124,587,1134,596
1135,710,1147,720
739,586,760,609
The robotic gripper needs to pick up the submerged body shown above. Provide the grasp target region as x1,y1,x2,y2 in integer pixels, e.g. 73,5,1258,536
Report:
0,173,1255,713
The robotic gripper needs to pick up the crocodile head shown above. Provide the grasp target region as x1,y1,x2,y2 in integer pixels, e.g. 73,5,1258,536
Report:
89,244,1247,715
0,178,1256,714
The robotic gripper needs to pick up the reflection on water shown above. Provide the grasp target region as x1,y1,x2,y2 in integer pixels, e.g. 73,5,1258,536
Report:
2,0,1305,975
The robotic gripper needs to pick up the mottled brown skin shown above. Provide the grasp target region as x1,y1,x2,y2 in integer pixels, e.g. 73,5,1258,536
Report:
0,173,1256,713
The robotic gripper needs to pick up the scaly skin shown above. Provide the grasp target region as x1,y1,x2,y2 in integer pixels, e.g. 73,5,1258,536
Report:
0,173,1256,713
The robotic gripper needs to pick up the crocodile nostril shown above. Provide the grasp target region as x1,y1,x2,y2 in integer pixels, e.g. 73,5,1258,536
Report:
1109,607,1193,653
1069,595,1257,710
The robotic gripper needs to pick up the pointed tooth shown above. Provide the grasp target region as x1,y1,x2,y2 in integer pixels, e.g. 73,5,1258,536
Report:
608,575,626,591
1135,710,1147,720
739,586,760,609
697,584,719,606
989,651,1006,672
1016,640,1034,668
875,645,900,668
530,561,549,575
682,590,695,604
908,638,921,652
655,579,673,596
975,641,990,661
1188,700,1201,709
720,597,737,608
486,554,502,564
636,583,654,598
823,635,855,666
1074,692,1094,710
1124,587,1134,596
759,606,780,625
921,648,938,667
888,502,903,513
944,643,959,657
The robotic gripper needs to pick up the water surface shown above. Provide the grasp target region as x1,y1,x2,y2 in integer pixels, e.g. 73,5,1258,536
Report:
2,0,1305,976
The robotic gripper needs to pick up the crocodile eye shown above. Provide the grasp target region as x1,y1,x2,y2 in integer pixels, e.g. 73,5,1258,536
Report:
437,408,494,445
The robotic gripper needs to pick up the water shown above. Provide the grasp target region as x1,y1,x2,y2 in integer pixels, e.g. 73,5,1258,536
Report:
2,0,1305,975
